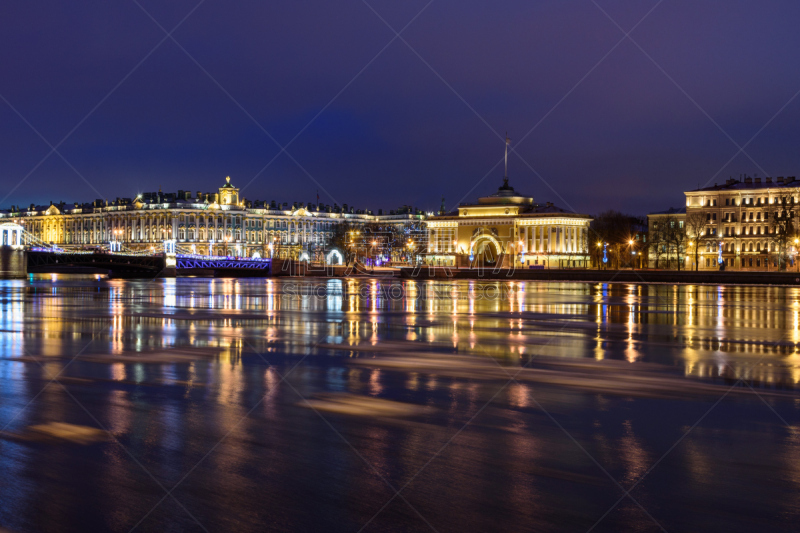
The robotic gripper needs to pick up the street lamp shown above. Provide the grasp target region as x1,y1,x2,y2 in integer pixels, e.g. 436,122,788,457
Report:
628,239,635,269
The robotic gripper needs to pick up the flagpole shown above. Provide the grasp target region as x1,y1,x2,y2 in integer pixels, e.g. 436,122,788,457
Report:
504,132,508,179
504,133,511,180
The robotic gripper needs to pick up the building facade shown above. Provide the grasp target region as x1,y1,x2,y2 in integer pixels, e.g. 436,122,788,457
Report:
646,207,686,269
425,178,592,268
0,177,425,260
649,175,800,270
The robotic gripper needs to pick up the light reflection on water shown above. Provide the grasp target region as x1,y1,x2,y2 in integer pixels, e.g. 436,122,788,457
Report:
3,277,800,386
1,276,800,532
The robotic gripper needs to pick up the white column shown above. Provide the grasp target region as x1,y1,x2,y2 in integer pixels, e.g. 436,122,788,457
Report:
554,227,558,253
522,227,528,252
539,226,543,252
566,227,570,253
546,226,550,253
570,227,575,253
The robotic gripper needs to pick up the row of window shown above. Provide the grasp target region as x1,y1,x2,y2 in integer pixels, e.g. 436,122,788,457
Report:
705,257,790,268
703,196,797,207
653,220,684,229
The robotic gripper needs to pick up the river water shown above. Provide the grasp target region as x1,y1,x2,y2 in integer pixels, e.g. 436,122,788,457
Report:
1,275,800,532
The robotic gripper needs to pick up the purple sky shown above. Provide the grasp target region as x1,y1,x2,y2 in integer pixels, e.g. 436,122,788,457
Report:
2,0,800,215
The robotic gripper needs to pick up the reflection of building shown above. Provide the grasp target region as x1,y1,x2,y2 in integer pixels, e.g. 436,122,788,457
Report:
426,178,592,268
0,176,423,259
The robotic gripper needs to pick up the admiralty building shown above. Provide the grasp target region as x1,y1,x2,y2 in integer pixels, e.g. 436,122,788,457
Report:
0,177,424,259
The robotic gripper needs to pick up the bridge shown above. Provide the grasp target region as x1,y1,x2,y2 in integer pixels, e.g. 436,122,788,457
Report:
1,223,272,278
176,255,271,271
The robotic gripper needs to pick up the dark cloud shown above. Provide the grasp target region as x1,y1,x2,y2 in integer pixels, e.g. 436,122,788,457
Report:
2,0,800,215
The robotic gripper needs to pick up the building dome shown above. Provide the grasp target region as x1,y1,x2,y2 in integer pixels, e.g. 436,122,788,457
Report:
478,178,534,205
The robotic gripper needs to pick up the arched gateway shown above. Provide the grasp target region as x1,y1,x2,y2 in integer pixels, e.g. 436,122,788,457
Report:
470,233,502,265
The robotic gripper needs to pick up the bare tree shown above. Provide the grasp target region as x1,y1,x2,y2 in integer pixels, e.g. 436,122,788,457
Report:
649,221,667,269
590,211,645,269
660,215,685,270
684,212,713,271
768,198,800,270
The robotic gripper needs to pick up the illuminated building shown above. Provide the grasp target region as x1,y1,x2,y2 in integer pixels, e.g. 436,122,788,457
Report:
651,175,800,270
0,176,424,259
425,177,592,268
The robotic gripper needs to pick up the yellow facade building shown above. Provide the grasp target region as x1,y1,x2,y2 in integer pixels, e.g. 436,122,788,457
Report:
0,176,423,259
425,178,592,268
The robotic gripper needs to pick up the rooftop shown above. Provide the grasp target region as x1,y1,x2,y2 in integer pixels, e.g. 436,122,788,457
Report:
649,207,686,215
690,176,798,192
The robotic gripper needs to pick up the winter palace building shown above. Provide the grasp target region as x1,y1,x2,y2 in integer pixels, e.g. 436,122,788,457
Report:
0,177,424,259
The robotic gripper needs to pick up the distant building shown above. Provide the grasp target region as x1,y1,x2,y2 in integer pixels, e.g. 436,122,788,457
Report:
0,176,424,259
650,175,800,270
425,178,592,268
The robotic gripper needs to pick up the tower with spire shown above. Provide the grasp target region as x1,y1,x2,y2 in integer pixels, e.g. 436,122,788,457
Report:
219,176,240,205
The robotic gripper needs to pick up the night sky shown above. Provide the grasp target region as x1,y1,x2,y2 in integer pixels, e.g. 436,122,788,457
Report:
2,0,800,216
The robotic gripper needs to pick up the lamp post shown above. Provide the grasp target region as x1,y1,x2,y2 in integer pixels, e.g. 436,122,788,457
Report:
628,239,635,269
596,241,602,269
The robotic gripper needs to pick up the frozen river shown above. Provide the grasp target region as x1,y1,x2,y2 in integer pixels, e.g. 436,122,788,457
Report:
1,275,799,532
